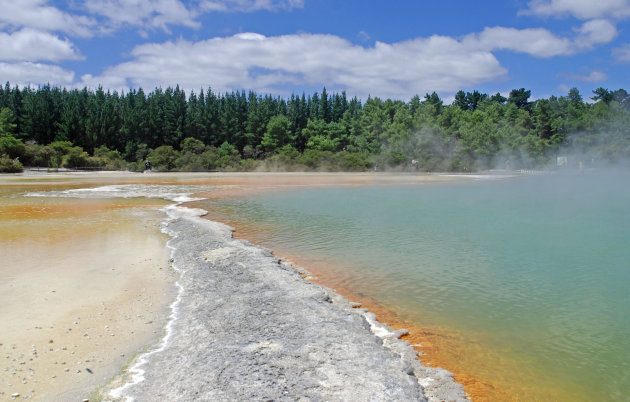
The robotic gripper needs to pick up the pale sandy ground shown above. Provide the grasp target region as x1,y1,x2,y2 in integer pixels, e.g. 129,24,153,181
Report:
0,199,175,400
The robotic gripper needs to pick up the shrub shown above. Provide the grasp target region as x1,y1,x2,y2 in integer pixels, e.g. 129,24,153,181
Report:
29,145,55,167
0,155,23,173
176,151,213,171
334,152,369,171
299,149,335,169
242,145,263,160
93,145,125,170
181,137,206,154
385,150,408,167
215,142,241,169
0,135,25,159
48,141,74,167
62,147,91,168
147,145,180,170
199,148,219,170
238,158,260,171
126,161,141,172
276,145,300,164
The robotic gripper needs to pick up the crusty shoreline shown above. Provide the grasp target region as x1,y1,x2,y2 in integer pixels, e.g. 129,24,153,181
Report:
100,205,467,401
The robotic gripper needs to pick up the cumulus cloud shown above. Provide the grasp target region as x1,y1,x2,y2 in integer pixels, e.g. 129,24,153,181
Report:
82,0,304,33
521,0,630,20
83,0,200,32
78,32,507,99
463,20,617,58
0,62,75,87
467,26,574,57
0,0,95,37
199,0,304,12
0,0,306,38
0,28,82,62
574,19,617,48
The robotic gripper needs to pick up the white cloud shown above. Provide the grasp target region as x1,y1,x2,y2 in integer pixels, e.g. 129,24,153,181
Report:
0,0,95,37
83,0,200,32
574,19,617,48
82,0,304,33
78,32,507,100
0,62,75,86
0,28,82,62
0,0,305,39
612,44,630,61
199,0,304,12
463,21,617,58
521,0,630,20
560,70,608,82
468,26,574,57
81,0,305,33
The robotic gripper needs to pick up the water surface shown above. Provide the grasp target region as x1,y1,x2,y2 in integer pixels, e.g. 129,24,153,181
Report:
203,171,630,401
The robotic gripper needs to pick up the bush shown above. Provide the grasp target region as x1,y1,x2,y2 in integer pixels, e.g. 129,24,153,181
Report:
199,148,219,170
215,142,241,169
0,135,25,160
276,145,300,164
126,161,141,172
299,149,335,169
23,143,54,167
242,145,263,160
334,152,369,171
62,147,91,168
93,145,125,170
147,145,180,170
0,155,23,173
181,137,206,154
238,158,260,171
259,148,369,172
176,152,211,171
48,141,74,167
385,150,408,167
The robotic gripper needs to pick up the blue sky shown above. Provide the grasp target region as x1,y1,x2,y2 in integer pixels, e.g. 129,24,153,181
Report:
1,0,629,102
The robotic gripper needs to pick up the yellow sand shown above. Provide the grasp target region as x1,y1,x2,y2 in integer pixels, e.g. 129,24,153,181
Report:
0,176,175,401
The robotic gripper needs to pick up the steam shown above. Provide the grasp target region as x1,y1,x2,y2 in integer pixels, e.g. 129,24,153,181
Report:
377,106,630,172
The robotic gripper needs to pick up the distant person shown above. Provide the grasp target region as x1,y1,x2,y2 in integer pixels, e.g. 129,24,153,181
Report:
145,160,152,171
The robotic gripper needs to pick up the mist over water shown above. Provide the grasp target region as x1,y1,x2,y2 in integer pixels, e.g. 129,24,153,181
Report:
205,171,630,401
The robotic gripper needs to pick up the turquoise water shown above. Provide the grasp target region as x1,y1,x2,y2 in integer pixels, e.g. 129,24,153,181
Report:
205,172,630,401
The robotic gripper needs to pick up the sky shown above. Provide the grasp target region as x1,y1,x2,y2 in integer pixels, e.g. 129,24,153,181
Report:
0,0,629,102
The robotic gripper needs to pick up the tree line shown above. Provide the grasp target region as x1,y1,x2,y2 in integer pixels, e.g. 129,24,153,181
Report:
1,82,629,172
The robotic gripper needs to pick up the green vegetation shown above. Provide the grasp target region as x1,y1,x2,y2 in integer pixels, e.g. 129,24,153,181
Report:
1,82,629,173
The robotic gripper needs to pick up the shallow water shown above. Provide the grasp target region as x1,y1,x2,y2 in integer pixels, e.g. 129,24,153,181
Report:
0,178,182,400
203,171,630,401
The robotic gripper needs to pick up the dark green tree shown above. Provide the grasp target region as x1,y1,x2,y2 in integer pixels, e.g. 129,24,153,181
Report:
261,114,292,152
591,87,613,104
508,88,531,111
